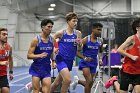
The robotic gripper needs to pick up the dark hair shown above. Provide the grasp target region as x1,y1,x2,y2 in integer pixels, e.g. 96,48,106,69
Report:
92,23,103,29
41,19,54,28
0,28,7,33
65,12,78,22
132,18,140,34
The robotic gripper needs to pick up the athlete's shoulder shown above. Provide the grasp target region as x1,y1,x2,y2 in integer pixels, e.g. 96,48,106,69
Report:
57,30,64,34
32,36,38,42
75,30,82,38
127,35,135,41
50,34,55,43
6,43,12,50
97,37,103,41
75,30,81,34
30,36,39,46
82,36,88,44
83,36,88,40
129,35,134,38
49,34,53,38
97,37,103,43
54,30,64,39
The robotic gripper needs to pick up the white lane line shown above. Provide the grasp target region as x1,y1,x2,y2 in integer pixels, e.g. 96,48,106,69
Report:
13,68,29,75
9,83,25,86
13,72,29,77
14,87,25,93
10,75,31,83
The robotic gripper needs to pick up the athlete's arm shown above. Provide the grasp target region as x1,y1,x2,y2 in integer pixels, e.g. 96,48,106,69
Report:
77,37,93,62
27,37,48,59
98,37,103,54
76,30,82,50
53,30,63,39
117,36,138,61
51,36,56,61
8,44,13,80
9,45,13,71
77,36,93,62
0,61,8,65
52,30,62,54
98,38,103,64
51,36,56,69
76,36,89,61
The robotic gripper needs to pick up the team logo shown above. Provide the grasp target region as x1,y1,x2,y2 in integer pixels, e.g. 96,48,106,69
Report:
0,50,9,58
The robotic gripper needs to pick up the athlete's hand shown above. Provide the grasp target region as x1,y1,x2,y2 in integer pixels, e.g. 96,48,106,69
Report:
0,61,9,65
84,57,93,62
39,52,48,58
131,56,139,61
54,48,59,54
99,59,103,65
9,74,13,80
52,62,56,69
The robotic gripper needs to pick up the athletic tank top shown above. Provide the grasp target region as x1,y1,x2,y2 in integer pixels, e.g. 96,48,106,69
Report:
83,35,101,62
0,43,10,76
33,35,53,64
123,34,140,74
58,30,77,60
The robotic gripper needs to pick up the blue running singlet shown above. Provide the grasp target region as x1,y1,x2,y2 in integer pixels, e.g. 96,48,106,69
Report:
79,35,101,73
29,35,53,79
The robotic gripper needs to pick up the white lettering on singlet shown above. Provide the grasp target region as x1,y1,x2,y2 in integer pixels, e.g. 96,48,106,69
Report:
40,47,53,50
0,50,9,58
88,46,99,49
64,39,75,42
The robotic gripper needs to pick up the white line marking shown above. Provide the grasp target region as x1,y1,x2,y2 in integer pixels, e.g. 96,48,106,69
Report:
10,75,31,83
10,83,25,86
13,72,29,77
14,87,25,93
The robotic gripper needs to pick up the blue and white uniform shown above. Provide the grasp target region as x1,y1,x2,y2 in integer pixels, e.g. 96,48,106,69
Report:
29,35,53,79
56,30,77,72
79,35,101,73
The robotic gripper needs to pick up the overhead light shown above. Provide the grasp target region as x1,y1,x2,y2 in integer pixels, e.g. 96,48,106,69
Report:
50,4,56,7
48,8,54,11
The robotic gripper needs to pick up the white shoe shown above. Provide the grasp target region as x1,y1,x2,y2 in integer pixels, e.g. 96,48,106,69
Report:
70,76,79,90
25,82,32,92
